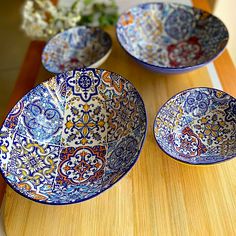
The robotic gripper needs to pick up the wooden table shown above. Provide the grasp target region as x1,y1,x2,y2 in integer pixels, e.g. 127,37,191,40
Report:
1,0,236,235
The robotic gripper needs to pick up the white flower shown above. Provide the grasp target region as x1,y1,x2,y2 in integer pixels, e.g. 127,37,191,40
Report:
21,0,117,40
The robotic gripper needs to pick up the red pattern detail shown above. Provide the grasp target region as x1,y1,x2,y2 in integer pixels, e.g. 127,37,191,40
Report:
170,127,207,158
167,37,203,67
182,127,207,156
5,101,24,129
57,146,106,185
101,71,124,93
120,12,134,26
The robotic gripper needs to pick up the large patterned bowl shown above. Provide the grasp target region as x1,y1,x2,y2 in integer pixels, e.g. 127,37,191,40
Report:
42,26,112,74
0,68,147,204
116,3,229,73
154,88,236,164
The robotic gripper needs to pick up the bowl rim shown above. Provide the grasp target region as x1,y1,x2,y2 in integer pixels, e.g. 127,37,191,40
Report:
116,2,229,71
0,68,148,205
41,26,113,74
153,86,236,165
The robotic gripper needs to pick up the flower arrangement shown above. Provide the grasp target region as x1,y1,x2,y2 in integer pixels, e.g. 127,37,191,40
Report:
21,0,118,40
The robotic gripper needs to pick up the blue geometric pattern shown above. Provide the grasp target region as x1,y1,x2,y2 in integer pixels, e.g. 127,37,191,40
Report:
116,2,228,73
154,88,236,165
42,26,112,74
16,84,63,145
0,68,147,204
66,68,100,102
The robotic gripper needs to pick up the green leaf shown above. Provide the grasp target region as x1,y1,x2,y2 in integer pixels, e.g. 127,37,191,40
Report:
71,0,79,11
83,0,93,5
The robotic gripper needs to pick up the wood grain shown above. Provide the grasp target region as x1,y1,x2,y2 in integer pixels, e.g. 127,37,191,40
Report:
3,25,236,236
214,50,236,96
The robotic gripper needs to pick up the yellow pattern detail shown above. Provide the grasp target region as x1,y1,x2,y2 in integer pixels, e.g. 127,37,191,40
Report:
66,120,74,129
0,145,8,153
25,143,45,154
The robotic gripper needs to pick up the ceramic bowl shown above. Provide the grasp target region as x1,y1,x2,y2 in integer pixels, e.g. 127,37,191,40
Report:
0,68,147,204
42,26,112,74
116,3,229,73
154,88,236,164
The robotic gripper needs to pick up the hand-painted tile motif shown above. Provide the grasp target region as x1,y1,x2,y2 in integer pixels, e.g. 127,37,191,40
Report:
3,101,24,130
43,73,67,111
106,91,145,142
116,2,228,72
154,88,236,164
0,68,147,204
66,69,101,102
42,26,112,74
7,134,60,187
57,146,106,186
62,98,108,146
0,130,14,171
17,84,64,145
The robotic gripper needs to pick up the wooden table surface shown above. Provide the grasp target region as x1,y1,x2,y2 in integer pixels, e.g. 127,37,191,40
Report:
1,0,236,235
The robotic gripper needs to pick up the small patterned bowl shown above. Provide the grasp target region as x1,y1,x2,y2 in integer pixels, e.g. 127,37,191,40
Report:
42,26,112,74
154,88,236,165
116,2,229,73
0,68,147,204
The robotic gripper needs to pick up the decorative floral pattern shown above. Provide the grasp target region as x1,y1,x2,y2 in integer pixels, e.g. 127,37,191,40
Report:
194,113,231,145
66,68,100,102
6,134,60,201
184,89,210,117
116,2,228,72
62,100,108,146
42,26,112,74
57,146,106,186
0,130,14,171
164,8,194,40
22,99,62,142
225,100,236,123
107,136,138,171
101,133,142,190
106,91,143,142
0,68,147,204
6,84,64,145
169,127,207,158
136,11,163,42
167,37,203,67
99,71,126,100
4,101,24,130
220,139,236,157
154,88,236,164
43,73,67,111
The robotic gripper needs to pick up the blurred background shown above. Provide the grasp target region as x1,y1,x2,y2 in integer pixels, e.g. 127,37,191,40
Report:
0,0,235,123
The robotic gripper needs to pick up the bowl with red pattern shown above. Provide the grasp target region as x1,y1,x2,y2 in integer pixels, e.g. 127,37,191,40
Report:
116,2,229,73
42,26,112,74
154,87,236,164
0,68,147,204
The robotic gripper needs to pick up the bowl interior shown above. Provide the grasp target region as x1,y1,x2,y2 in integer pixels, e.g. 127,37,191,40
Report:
0,68,146,204
117,3,228,69
154,88,236,164
42,27,112,74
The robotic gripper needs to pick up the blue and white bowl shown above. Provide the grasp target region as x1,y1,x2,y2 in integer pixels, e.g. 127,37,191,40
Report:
116,2,229,73
0,68,147,204
42,26,112,74
154,87,236,165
